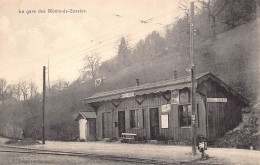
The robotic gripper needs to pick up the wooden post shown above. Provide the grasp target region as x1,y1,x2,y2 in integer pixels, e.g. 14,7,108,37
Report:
42,66,46,144
190,2,197,156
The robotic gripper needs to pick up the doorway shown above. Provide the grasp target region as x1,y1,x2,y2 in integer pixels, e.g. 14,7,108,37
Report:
118,111,125,137
102,112,112,138
149,108,159,139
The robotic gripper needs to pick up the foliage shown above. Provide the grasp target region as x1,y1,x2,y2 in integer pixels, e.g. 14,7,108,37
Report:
117,37,132,67
0,78,14,106
156,134,168,141
79,139,86,142
0,1,257,142
49,122,78,141
221,0,256,29
106,137,119,142
81,52,100,85
51,78,70,91
19,138,40,145
5,139,19,145
5,138,40,145
134,135,147,143
214,104,260,150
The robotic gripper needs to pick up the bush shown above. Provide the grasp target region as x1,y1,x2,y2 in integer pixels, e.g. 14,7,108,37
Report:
135,135,147,143
214,103,260,149
79,139,86,142
120,135,147,144
106,137,118,142
5,138,40,145
49,122,78,141
19,138,40,145
156,134,168,141
5,139,19,145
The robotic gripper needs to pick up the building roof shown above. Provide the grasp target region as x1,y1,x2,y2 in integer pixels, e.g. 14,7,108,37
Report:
74,111,96,121
84,72,248,106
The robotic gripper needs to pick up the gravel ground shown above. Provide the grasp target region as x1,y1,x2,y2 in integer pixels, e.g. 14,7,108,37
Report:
0,137,9,144
20,141,201,163
0,152,146,165
1,138,260,165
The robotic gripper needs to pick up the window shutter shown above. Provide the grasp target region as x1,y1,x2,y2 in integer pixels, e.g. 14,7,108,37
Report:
196,103,199,127
172,104,179,127
138,108,143,128
135,110,138,128
125,109,130,130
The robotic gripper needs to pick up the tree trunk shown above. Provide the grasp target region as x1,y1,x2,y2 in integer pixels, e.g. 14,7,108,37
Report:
212,16,217,41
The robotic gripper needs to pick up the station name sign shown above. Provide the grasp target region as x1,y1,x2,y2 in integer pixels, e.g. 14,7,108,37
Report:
207,98,227,103
121,92,135,98
171,89,179,104
161,104,171,113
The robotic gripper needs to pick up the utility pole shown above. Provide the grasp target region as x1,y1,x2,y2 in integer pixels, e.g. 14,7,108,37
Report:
48,59,50,91
190,1,197,156
42,66,46,145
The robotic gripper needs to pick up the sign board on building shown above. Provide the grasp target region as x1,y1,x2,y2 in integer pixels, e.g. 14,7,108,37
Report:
122,92,135,98
161,104,171,113
207,98,227,103
161,114,169,128
171,89,179,104
192,114,196,124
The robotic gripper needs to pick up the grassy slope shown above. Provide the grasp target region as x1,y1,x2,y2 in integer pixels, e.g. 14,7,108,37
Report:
2,17,258,141
99,18,258,102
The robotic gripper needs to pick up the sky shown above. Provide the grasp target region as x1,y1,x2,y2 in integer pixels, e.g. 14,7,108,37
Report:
0,0,184,88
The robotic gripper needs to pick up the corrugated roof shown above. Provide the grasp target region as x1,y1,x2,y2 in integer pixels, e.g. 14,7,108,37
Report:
84,72,209,104
83,72,248,106
74,111,96,121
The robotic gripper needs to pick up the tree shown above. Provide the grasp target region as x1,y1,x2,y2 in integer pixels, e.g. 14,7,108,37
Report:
0,79,11,106
198,0,228,40
221,0,256,28
165,16,190,58
117,37,132,67
143,31,166,58
14,82,21,101
82,52,100,85
179,0,190,19
52,78,70,91
29,81,38,98
20,81,29,100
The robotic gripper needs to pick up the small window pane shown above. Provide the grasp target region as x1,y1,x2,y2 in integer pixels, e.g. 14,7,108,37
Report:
179,104,191,127
130,109,139,128
130,110,135,128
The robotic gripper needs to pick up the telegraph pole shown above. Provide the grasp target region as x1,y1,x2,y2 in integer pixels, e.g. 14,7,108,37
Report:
48,59,50,91
42,66,46,145
190,1,197,156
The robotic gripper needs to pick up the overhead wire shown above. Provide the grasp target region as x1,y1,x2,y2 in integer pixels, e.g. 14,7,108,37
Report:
5,7,184,82
51,15,183,75
49,8,182,68
42,12,184,76
4,7,181,73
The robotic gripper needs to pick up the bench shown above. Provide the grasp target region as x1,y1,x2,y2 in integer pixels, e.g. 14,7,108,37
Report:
121,133,137,140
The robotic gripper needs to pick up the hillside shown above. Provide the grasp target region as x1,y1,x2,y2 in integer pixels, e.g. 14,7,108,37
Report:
0,9,258,141
96,18,258,102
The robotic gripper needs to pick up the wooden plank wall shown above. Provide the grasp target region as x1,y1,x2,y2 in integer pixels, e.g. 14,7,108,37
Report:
171,93,207,141
87,118,96,140
95,89,207,141
198,79,243,142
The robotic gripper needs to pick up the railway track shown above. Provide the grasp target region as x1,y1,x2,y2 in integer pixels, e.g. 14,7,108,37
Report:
0,145,177,165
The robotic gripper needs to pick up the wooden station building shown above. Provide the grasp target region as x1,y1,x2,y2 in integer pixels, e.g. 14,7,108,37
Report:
76,72,248,142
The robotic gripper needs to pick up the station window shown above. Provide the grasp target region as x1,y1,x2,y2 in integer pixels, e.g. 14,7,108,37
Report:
179,104,191,127
130,109,139,128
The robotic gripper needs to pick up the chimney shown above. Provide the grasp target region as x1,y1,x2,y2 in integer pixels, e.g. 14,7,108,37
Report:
173,69,177,79
136,78,140,86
